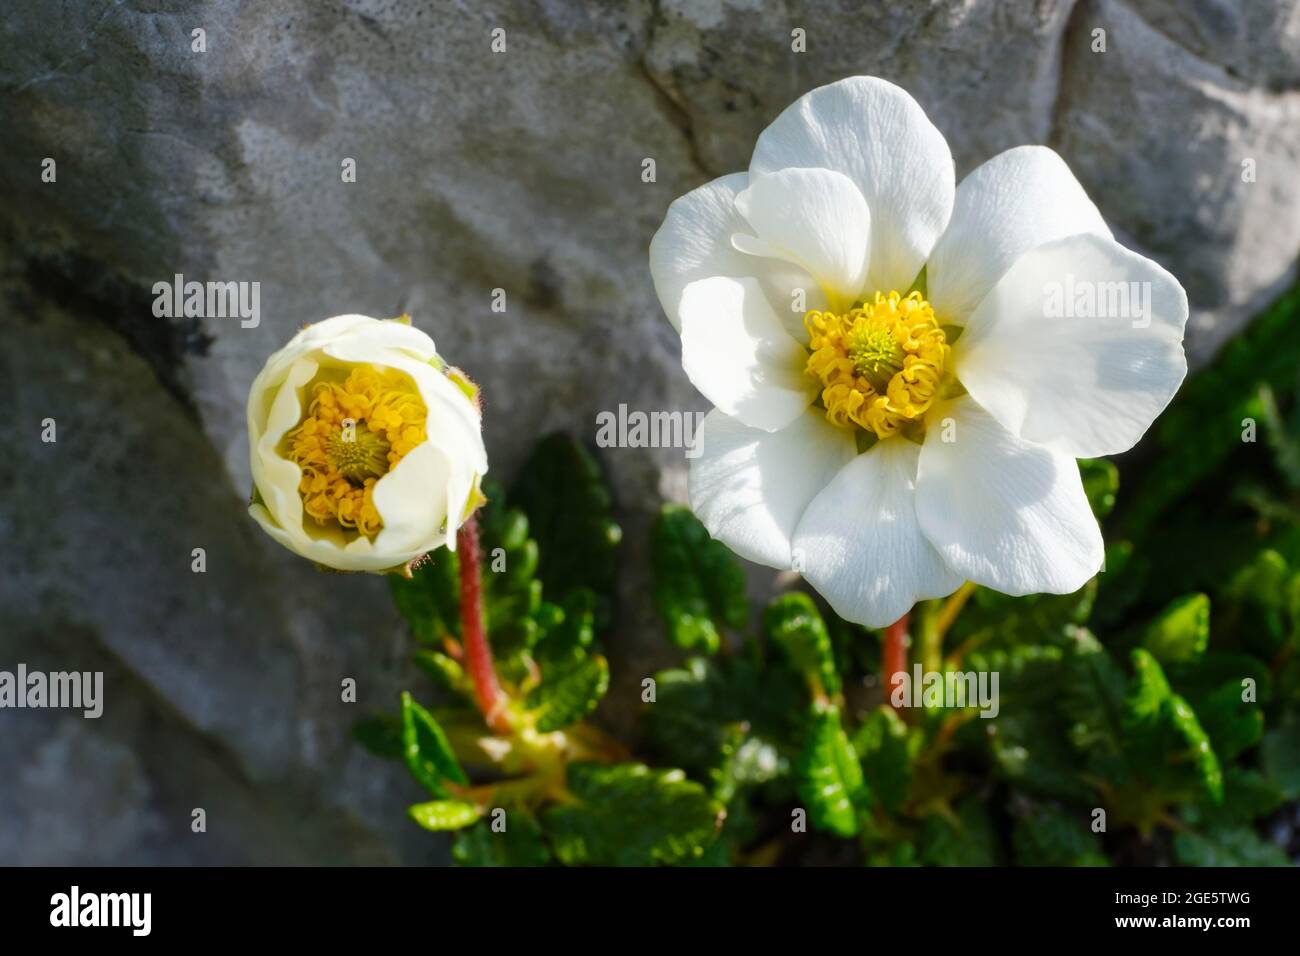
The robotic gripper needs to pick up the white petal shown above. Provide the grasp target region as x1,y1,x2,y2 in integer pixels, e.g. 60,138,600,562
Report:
749,76,954,293
650,172,828,338
689,407,856,570
927,146,1112,323
794,440,963,628
955,233,1189,458
249,501,432,573
371,440,455,554
733,167,870,307
915,397,1104,596
679,276,818,432
249,355,319,539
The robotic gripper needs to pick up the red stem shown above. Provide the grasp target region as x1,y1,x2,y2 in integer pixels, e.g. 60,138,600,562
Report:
456,517,510,733
883,612,909,710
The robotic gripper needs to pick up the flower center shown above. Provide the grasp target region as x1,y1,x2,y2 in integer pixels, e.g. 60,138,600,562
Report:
804,290,948,440
284,365,428,537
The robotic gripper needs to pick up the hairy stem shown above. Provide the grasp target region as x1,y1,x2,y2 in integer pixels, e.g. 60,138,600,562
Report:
457,517,511,734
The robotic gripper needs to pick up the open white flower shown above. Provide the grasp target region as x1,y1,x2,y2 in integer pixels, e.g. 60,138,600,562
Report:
650,76,1189,627
247,314,488,573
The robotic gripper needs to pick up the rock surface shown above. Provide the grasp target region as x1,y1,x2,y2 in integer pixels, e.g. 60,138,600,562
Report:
2,0,1298,863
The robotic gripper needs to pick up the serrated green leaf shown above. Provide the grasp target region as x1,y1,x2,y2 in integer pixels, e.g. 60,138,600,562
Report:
452,815,551,866
509,433,622,625
643,655,804,779
1060,631,1127,761
1173,825,1288,866
1012,804,1108,867
796,703,865,838
525,654,609,732
409,800,482,832
1079,458,1119,519
1122,650,1223,803
352,713,404,759
852,707,913,814
543,762,723,866
652,506,748,654
764,592,840,697
1142,594,1210,664
918,798,1002,866
533,589,596,668
401,692,468,795
1185,680,1264,762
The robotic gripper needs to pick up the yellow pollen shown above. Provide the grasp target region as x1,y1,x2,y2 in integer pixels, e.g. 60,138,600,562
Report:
284,365,428,538
804,290,948,440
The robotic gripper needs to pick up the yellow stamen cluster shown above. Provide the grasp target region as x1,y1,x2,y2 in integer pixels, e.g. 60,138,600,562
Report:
804,290,948,440
285,365,427,537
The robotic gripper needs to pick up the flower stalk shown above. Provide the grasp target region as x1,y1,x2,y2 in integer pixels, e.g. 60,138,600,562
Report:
456,517,511,734
883,612,909,710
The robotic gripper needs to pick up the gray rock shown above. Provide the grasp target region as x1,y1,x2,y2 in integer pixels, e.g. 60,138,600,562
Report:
2,0,1298,864
1054,0,1300,363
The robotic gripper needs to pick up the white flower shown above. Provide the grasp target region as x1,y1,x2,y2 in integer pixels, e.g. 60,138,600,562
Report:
650,77,1189,627
247,314,488,573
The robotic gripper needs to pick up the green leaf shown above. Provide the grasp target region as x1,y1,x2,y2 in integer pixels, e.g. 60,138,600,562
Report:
795,703,866,837
652,505,748,654
951,584,1095,650
1142,594,1210,664
1122,650,1223,803
543,763,723,866
973,643,1093,801
389,552,460,644
533,589,596,668
409,800,482,832
1173,825,1288,867
352,713,404,759
401,692,468,795
1262,707,1300,799
851,707,913,814
643,655,804,778
1079,458,1119,519
1184,768,1283,828
764,592,840,697
1012,805,1108,867
452,815,551,866
1095,540,1147,629
413,650,475,699
509,434,622,624
389,479,548,676
710,724,784,804
1226,550,1292,657
1183,679,1264,762
918,798,1002,866
1060,631,1127,762
525,654,609,732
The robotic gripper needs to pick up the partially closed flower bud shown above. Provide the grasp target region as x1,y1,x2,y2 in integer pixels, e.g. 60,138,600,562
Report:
247,314,487,573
